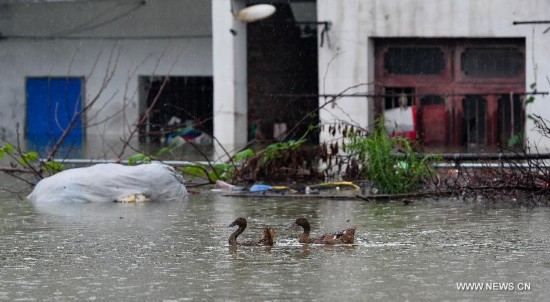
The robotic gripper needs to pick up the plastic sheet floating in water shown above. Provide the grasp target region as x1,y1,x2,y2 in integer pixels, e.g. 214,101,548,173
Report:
27,162,188,203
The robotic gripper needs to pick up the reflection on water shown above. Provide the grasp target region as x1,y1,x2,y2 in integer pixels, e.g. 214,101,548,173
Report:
1,191,549,301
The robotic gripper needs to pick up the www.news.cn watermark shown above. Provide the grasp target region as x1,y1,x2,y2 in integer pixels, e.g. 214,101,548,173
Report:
456,282,531,291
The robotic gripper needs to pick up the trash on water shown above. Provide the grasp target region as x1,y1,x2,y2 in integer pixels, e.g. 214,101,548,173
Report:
27,162,188,203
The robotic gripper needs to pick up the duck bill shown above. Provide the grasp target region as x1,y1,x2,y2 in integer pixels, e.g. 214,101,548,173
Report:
228,221,238,228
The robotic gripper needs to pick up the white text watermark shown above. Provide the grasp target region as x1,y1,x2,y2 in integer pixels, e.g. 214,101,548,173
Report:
456,282,531,291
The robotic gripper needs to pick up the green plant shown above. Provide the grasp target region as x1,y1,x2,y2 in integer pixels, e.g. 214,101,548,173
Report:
0,144,15,159
345,117,438,194
508,133,524,148
1,143,65,177
174,126,316,184
127,144,177,165
181,162,232,182
180,148,254,183
525,82,537,105
262,137,306,164
234,129,325,182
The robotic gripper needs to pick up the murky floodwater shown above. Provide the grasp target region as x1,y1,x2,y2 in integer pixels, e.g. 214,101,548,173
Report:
1,187,549,301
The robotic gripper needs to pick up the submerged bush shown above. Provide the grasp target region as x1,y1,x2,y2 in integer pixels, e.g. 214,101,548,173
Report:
345,117,438,194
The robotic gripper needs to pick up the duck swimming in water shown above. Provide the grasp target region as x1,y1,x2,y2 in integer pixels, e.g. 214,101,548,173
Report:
290,217,356,244
228,217,276,246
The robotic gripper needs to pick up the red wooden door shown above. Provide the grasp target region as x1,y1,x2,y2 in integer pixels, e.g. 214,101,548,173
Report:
420,104,447,146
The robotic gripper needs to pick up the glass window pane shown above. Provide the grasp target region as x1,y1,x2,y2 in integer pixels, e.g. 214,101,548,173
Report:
462,95,487,148
384,47,444,75
461,48,523,77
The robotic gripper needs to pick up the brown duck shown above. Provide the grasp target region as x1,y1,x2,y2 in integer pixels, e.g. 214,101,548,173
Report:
290,217,356,244
228,217,276,246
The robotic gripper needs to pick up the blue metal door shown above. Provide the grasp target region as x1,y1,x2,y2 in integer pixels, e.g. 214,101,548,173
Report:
26,77,83,154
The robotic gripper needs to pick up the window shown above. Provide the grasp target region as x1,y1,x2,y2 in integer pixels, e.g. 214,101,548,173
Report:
461,48,523,77
139,76,213,144
384,87,414,110
498,94,524,147
375,38,525,152
384,47,445,75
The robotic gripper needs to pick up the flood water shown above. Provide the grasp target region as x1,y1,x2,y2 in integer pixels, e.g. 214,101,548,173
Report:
1,187,549,301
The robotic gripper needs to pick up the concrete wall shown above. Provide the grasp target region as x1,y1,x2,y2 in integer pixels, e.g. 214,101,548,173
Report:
0,0,212,157
318,0,550,150
317,0,373,144
212,0,248,155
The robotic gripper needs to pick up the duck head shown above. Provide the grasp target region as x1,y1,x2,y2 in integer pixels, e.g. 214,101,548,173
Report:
289,217,310,229
228,217,247,228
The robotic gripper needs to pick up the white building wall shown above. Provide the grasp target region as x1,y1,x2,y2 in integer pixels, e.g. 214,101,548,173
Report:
317,1,373,142
0,0,212,157
212,0,248,155
318,0,550,150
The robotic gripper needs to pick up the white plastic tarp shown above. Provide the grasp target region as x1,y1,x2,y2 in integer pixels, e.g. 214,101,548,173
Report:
27,162,188,203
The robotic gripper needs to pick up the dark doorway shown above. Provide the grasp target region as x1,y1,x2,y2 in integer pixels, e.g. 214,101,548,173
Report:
247,1,319,143
462,95,487,150
139,76,213,144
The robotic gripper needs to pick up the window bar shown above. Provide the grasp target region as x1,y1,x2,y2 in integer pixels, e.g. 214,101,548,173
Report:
510,92,515,138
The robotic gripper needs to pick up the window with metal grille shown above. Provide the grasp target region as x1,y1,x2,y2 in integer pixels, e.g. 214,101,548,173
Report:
375,38,525,152
384,47,445,75
140,76,213,143
461,48,523,77
384,87,415,110
498,94,524,147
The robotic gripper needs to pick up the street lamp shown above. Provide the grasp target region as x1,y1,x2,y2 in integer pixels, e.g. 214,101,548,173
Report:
234,4,276,23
